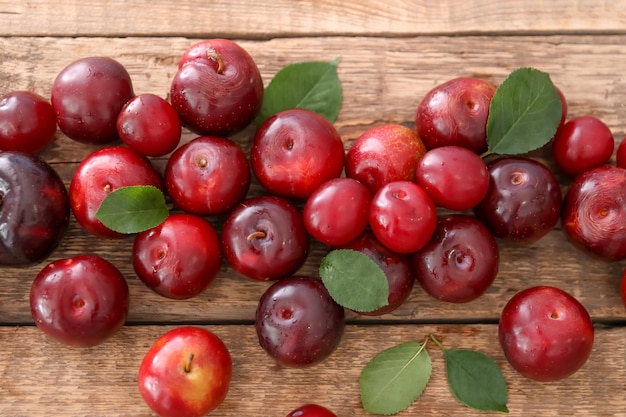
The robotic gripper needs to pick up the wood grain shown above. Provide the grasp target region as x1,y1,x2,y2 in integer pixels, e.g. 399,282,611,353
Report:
1,0,625,37
2,2,626,416
1,213,625,325
0,35,625,325
2,35,626,153
1,324,624,417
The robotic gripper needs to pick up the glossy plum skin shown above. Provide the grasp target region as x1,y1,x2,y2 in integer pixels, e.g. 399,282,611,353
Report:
138,326,232,417
221,195,310,281
69,146,164,239
562,166,626,261
551,116,614,177
303,177,371,246
170,39,264,136
166,136,250,215
413,215,499,303
133,214,222,300
0,151,70,266
340,232,415,315
51,56,134,144
621,268,626,310
117,93,182,157
0,91,57,154
345,124,427,194
369,180,437,254
30,254,129,348
474,157,562,243
555,87,568,129
498,286,594,382
255,276,345,367
415,77,496,154
251,108,345,199
285,404,337,417
415,145,490,210
617,138,626,169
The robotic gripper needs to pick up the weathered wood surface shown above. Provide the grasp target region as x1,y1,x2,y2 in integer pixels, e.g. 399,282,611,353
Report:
1,35,626,325
1,1,626,416
1,0,625,37
1,324,625,417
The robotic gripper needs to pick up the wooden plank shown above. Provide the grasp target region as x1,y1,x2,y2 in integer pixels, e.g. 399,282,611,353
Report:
1,35,626,325
1,0,625,37
0,324,623,416
1,2,626,416
2,35,626,152
1,211,625,325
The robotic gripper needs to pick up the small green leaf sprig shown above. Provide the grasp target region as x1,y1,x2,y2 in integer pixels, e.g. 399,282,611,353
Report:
95,185,169,234
255,57,342,126
359,335,509,415
319,249,509,414
360,340,432,415
430,335,509,413
484,66,562,156
319,249,389,312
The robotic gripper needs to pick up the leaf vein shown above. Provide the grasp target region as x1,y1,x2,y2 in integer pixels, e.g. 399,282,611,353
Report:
370,343,427,404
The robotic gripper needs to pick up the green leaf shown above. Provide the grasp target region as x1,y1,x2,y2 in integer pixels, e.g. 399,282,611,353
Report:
95,185,169,234
486,67,562,156
444,349,509,413
255,57,342,125
360,341,432,415
319,249,389,312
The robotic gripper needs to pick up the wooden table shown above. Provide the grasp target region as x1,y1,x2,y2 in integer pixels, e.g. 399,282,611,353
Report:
2,1,626,416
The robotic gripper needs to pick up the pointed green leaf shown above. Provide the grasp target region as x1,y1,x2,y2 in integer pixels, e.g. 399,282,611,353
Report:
95,185,169,234
319,249,389,312
255,57,342,125
486,67,562,156
360,341,432,415
444,349,509,413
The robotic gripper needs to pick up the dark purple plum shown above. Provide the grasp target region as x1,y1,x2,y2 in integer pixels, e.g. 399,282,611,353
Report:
415,77,496,154
51,56,134,145
0,151,70,266
562,165,626,261
473,156,562,243
413,215,499,303
170,39,263,137
255,276,345,367
30,254,129,348
221,195,310,281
